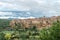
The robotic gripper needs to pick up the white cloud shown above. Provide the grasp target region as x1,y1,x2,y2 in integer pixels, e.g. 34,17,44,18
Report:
0,2,18,10
0,17,10,19
0,0,60,17
27,16,35,19
35,0,46,4
0,12,13,15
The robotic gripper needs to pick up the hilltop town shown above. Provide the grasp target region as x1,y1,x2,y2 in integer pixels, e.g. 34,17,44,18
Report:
10,16,60,29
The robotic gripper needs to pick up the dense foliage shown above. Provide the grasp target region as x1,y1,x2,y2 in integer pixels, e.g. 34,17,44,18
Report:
0,20,60,40
0,19,10,31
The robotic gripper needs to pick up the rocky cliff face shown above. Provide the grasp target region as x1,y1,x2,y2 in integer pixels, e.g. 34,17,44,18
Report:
10,16,60,29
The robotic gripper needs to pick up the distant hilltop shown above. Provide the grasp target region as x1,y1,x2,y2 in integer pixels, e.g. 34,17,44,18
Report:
10,16,60,29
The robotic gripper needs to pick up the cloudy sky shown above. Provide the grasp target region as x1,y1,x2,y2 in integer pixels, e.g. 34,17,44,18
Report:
0,0,60,19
